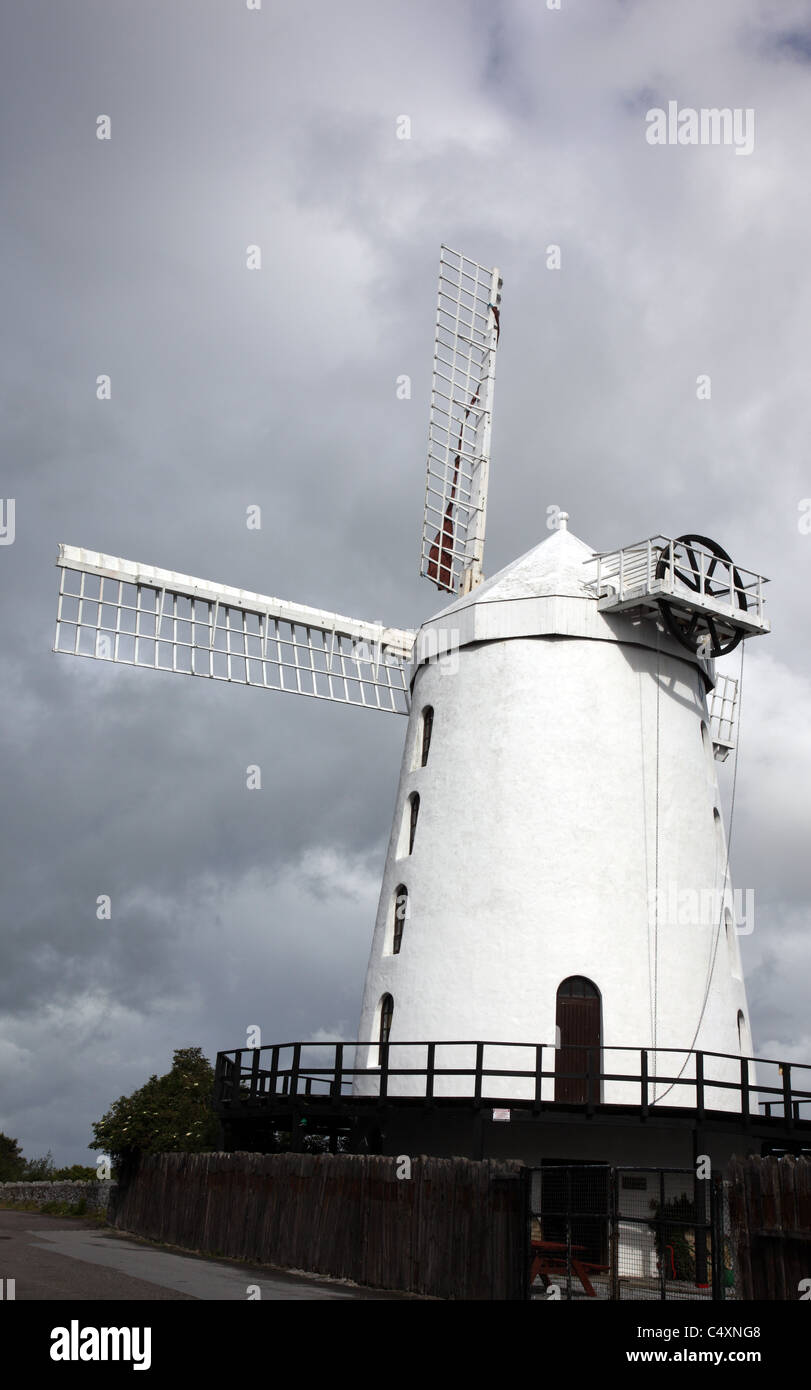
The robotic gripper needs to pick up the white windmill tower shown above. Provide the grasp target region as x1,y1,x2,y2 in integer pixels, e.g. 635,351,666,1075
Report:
53,246,771,1122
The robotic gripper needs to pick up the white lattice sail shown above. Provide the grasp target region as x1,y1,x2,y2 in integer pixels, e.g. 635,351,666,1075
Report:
54,545,414,714
420,246,502,595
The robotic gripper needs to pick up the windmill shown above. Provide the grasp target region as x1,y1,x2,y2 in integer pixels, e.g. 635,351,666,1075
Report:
54,246,772,1120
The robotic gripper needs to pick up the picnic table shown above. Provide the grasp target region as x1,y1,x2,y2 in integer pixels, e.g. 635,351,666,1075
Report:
530,1239,607,1298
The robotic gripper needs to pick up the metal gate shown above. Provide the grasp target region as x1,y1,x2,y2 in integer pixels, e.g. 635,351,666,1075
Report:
526,1164,731,1300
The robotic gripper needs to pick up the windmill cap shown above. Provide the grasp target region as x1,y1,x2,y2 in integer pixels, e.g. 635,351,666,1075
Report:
413,524,714,684
432,524,597,611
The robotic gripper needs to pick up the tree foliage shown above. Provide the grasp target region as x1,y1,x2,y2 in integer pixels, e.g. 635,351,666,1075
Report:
21,1151,56,1181
0,1132,25,1182
1,1139,101,1183
89,1046,220,1163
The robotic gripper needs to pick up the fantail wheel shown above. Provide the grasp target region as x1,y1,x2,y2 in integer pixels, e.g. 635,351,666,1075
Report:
654,535,748,658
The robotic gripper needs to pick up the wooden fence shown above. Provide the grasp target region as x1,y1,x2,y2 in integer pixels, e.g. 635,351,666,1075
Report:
112,1151,526,1300
727,1155,811,1299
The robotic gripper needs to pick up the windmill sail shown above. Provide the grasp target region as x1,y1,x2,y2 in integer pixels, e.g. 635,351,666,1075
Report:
54,545,414,714
420,246,502,595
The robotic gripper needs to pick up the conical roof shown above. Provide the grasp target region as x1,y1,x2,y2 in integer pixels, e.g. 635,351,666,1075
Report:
431,525,596,620
414,521,711,684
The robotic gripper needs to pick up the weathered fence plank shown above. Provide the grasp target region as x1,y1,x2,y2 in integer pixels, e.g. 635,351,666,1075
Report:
112,1151,525,1299
728,1155,811,1300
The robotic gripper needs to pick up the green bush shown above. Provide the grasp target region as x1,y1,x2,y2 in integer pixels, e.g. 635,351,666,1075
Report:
90,1046,220,1165
649,1194,698,1282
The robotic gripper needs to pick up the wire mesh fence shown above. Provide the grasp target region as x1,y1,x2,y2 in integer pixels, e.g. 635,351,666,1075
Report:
527,1165,730,1301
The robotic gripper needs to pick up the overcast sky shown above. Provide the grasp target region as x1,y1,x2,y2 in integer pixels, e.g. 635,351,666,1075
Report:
1,0,810,1164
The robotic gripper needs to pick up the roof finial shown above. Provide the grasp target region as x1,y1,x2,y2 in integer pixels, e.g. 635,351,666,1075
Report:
558,511,569,532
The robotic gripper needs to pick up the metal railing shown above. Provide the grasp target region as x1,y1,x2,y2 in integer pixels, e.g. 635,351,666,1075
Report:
214,1042,811,1124
589,536,769,629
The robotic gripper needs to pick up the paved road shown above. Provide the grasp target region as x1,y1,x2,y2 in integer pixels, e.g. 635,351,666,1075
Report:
0,1210,408,1300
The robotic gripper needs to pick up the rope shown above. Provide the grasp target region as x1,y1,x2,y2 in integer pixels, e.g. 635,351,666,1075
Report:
652,623,661,1083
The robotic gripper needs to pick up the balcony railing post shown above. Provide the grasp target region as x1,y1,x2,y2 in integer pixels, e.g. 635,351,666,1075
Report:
740,1056,750,1125
380,1041,389,1099
641,1049,649,1118
249,1046,260,1102
696,1050,705,1121
233,1049,243,1102
332,1043,343,1100
782,1064,794,1130
426,1042,435,1102
474,1042,484,1105
534,1044,543,1112
290,1042,301,1098
213,1053,224,1104
269,1045,279,1096
586,1047,595,1115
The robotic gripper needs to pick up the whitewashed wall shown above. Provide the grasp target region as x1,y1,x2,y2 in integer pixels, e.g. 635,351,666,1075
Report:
355,530,753,1111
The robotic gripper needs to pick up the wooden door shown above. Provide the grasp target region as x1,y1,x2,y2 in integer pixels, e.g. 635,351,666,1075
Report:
555,977,601,1103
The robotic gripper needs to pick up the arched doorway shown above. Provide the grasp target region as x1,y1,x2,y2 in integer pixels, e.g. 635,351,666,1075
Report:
555,976,601,1103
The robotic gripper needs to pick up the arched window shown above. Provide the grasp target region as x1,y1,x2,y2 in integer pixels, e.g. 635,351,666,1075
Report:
408,793,420,854
737,1010,746,1051
379,994,393,1046
558,977,600,999
392,885,408,954
420,706,434,767
713,808,726,865
555,976,601,1103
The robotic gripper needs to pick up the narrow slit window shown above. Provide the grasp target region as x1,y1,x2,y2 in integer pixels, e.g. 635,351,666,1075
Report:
420,706,434,767
393,885,408,954
408,793,420,854
379,994,393,1045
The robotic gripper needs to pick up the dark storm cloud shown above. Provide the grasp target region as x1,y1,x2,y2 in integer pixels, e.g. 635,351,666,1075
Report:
0,0,809,1162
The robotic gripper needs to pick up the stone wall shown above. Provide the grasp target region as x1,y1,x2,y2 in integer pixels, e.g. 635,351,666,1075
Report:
0,1180,116,1212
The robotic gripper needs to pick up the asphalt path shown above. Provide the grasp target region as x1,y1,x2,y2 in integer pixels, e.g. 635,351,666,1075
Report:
0,1209,409,1300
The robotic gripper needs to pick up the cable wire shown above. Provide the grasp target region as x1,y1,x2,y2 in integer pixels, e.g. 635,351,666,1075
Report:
652,642,745,1104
